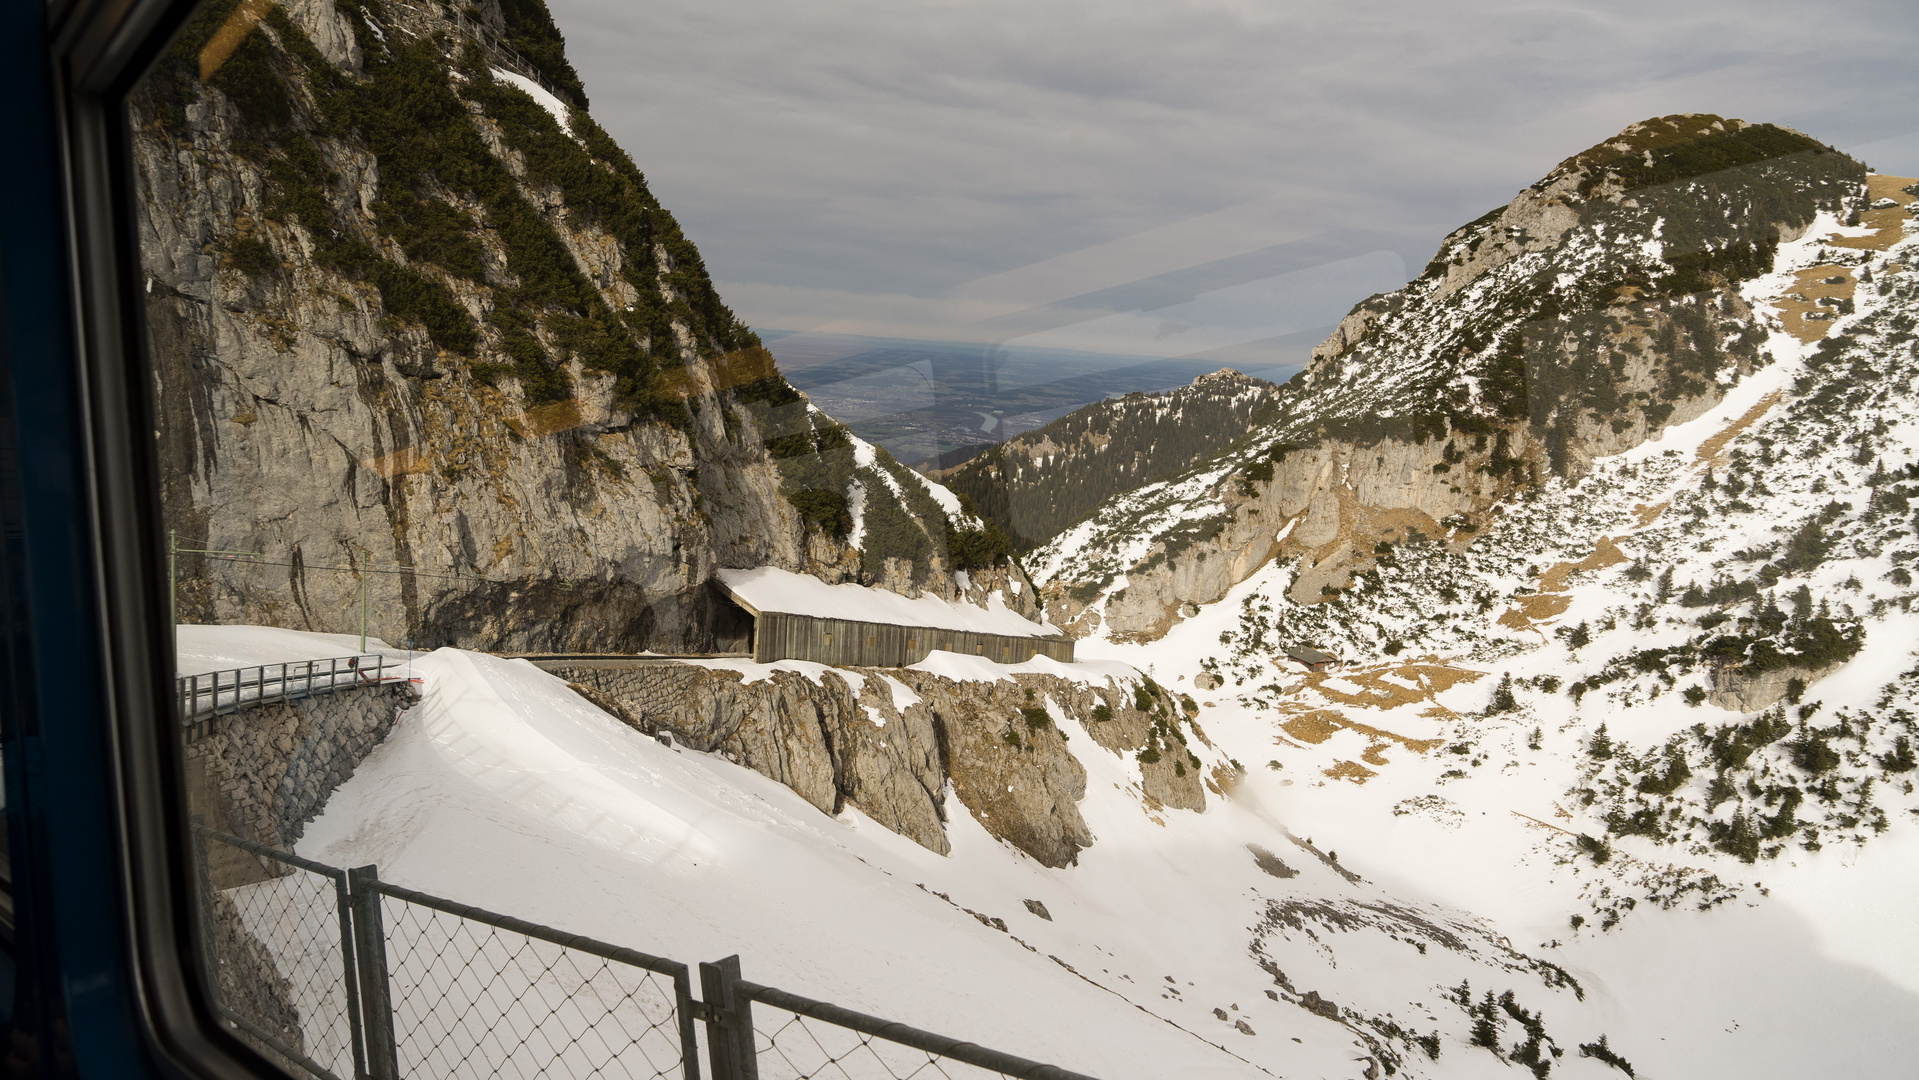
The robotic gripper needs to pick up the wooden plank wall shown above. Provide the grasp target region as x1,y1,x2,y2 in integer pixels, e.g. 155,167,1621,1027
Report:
753,613,1073,667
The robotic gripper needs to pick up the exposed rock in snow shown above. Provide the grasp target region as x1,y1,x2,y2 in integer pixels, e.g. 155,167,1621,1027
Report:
1709,659,1842,712
545,653,1203,864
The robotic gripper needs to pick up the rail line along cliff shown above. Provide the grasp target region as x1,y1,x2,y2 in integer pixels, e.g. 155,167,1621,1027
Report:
138,0,1024,653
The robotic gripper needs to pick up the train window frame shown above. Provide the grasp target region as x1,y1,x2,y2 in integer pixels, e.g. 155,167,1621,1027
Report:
1,0,297,1076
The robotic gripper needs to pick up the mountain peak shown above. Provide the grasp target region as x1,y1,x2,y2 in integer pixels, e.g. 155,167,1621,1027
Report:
1030,114,1869,641
1534,113,1834,203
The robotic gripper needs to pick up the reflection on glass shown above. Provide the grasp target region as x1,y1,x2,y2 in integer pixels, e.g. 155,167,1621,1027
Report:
127,0,1919,1075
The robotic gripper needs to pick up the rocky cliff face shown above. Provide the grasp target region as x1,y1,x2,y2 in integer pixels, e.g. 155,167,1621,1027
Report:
140,0,1018,652
551,659,1213,866
1033,115,1866,643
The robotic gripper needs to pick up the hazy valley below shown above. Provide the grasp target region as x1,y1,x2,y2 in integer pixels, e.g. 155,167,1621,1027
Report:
761,329,1311,468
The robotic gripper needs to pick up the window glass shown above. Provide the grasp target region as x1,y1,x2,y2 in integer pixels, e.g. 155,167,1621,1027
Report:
131,1,1919,1078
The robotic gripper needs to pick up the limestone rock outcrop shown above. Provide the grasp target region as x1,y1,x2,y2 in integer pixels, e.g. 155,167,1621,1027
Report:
551,659,1209,866
1709,661,1842,713
138,0,1019,655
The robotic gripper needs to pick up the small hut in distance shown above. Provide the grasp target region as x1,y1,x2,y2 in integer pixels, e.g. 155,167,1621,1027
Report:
1285,646,1339,672
715,567,1074,668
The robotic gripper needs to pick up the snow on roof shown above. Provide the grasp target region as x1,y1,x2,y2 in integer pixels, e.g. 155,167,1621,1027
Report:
715,566,1060,638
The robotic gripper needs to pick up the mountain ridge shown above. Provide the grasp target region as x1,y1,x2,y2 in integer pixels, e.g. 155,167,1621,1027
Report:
933,367,1285,552
1029,114,1866,643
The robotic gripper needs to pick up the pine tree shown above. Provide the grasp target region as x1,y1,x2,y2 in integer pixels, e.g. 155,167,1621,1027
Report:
1588,723,1614,759
1489,673,1518,714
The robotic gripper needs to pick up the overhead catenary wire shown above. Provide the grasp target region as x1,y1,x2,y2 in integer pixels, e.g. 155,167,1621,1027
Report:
174,541,556,654
182,549,597,589
175,544,449,652
180,551,495,582
174,543,604,649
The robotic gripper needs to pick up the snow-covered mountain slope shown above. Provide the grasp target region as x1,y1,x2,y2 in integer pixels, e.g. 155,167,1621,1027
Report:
1030,116,1868,643
1057,172,1919,1075
765,404,1035,607
238,339,1919,1077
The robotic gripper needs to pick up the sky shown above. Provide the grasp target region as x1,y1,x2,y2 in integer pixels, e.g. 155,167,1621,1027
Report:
547,0,1919,362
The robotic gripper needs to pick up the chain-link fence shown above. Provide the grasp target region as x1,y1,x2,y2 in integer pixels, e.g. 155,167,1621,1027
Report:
191,827,1102,1080
193,827,366,1080
749,1007,1016,1080
701,959,1099,1080
370,876,696,1080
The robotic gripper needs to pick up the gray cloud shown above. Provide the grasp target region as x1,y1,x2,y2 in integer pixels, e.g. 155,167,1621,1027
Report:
548,0,1919,353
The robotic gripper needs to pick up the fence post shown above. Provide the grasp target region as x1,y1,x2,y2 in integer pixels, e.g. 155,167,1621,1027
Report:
333,871,369,1080
672,969,704,1080
699,956,758,1080
348,865,401,1080
187,816,222,1012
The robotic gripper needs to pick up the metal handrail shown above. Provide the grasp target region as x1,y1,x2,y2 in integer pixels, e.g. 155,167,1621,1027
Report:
177,654,393,726
214,1003,351,1080
735,980,1104,1080
449,10,576,109
195,822,357,880
366,878,693,982
368,876,702,1080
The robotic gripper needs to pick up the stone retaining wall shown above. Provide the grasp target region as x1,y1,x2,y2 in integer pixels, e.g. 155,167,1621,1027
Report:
186,682,419,885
